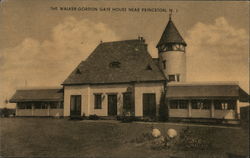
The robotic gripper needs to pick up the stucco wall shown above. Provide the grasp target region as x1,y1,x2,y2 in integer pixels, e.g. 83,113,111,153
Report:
160,51,186,82
16,109,32,116
64,82,164,117
169,109,189,117
49,109,64,117
134,82,164,116
89,84,130,116
191,109,211,118
214,110,236,119
64,85,90,116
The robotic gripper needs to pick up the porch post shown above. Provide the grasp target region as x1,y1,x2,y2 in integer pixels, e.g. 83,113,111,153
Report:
48,103,50,116
16,103,18,116
211,100,215,118
31,103,34,116
188,100,191,117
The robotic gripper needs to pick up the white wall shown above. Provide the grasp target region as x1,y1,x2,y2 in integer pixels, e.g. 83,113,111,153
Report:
134,82,164,116
64,85,90,116
90,84,130,116
64,82,164,117
160,51,186,82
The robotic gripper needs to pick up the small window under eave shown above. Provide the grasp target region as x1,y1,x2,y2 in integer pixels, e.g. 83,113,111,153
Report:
76,69,81,74
146,64,152,70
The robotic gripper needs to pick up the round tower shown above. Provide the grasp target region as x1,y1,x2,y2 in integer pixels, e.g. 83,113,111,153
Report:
156,16,187,82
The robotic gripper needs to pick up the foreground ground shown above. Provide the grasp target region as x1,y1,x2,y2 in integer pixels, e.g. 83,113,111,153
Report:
0,118,249,158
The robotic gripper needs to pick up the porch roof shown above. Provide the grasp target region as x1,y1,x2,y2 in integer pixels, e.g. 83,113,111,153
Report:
166,82,249,102
9,88,64,102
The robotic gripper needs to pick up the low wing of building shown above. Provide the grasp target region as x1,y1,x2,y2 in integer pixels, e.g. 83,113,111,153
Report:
10,88,64,117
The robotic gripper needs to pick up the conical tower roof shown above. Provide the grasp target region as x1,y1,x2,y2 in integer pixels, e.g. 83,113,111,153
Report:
157,18,187,48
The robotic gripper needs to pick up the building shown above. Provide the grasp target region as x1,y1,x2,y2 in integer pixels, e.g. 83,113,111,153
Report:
10,89,64,117
10,16,249,120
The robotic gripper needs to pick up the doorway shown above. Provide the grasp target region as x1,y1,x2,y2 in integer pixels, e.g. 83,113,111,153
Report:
143,93,156,117
70,95,81,117
108,94,117,116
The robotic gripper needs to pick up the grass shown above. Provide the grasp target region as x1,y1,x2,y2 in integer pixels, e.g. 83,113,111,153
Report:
0,118,249,158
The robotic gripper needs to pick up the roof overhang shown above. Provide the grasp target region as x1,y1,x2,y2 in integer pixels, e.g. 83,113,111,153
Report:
9,89,64,103
166,82,249,102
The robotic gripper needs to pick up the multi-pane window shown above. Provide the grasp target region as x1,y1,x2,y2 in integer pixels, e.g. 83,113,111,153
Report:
191,100,211,109
94,94,102,109
169,100,178,109
34,102,41,109
214,100,236,110
169,100,188,109
123,92,134,115
179,100,188,109
41,103,48,109
17,103,26,109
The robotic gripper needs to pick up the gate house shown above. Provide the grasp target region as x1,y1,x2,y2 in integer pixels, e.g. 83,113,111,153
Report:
10,16,249,119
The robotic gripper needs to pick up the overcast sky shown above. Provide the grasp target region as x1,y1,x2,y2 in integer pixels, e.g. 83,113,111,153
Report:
0,0,249,108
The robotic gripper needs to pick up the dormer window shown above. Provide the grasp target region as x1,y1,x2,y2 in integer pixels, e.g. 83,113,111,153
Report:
76,69,81,74
146,64,152,70
109,61,121,68
163,60,166,69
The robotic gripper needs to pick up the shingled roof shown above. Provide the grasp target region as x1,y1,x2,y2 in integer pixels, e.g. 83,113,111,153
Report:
63,39,166,85
157,19,187,48
9,88,63,102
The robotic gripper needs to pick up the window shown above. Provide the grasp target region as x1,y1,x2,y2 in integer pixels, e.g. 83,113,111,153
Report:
123,92,134,113
17,103,26,109
109,61,121,68
50,102,58,109
76,69,81,74
169,100,188,109
163,60,166,69
169,100,178,109
94,94,102,109
191,100,211,109
179,100,188,109
26,104,32,109
146,64,152,70
176,74,180,82
214,100,236,110
33,102,41,109
168,74,180,82
41,103,48,109
59,101,64,108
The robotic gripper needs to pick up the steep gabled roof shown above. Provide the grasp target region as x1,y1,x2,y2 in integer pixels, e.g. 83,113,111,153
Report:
157,19,187,47
9,88,64,102
63,39,166,85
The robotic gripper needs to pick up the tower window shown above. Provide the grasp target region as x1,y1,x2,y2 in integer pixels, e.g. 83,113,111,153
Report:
168,74,181,82
176,74,180,82
168,75,175,81
163,60,166,69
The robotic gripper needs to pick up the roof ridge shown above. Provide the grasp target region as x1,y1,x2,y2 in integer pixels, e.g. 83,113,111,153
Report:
101,39,142,44
16,87,63,90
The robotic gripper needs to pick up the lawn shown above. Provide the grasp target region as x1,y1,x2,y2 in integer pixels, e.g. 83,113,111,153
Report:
0,118,249,158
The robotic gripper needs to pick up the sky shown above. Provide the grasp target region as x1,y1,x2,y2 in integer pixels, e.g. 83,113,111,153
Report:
0,0,249,108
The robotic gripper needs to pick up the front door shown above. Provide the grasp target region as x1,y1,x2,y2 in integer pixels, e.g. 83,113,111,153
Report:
70,95,81,116
143,93,156,118
108,94,117,116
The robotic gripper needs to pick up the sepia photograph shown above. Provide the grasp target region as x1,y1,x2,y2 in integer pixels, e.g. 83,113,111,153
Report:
0,0,249,158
